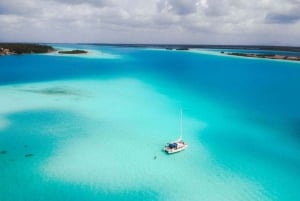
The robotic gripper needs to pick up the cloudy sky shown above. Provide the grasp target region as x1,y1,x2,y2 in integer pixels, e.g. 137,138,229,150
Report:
0,0,300,45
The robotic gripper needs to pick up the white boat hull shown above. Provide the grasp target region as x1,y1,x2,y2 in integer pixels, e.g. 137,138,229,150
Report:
164,144,188,154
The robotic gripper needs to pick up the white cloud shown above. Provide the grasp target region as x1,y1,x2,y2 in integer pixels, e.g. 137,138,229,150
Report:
157,0,199,15
0,0,299,45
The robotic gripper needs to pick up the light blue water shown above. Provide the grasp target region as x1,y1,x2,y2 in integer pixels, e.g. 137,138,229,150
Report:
0,45,300,201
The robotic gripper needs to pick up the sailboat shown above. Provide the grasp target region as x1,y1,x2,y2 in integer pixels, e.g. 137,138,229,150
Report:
164,109,188,154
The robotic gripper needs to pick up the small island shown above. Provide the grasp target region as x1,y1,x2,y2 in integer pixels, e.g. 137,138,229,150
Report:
0,43,55,55
175,47,189,51
58,50,88,54
222,52,300,61
165,47,189,51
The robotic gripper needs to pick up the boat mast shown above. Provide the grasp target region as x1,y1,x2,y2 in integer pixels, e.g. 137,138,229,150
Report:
179,108,183,140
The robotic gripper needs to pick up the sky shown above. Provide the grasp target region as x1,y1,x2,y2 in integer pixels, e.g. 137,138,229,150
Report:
0,0,300,45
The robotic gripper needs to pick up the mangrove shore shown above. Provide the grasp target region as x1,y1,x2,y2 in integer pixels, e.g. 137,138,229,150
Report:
222,52,300,61
0,43,55,55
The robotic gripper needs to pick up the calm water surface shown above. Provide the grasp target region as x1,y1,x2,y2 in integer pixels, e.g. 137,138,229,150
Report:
0,45,300,201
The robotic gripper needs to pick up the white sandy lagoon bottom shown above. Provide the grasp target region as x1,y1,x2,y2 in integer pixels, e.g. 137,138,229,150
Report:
0,77,295,201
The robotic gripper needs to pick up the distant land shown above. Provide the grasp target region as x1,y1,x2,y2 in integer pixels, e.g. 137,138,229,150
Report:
85,43,300,52
92,43,300,61
0,43,54,55
0,43,88,56
1,43,300,61
58,50,88,54
221,52,300,61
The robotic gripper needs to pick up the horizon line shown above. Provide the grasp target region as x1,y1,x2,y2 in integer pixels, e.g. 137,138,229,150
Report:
1,42,300,48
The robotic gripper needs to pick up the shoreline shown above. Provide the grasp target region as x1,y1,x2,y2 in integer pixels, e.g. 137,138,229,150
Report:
78,43,300,53
0,43,55,55
222,52,300,62
2,42,300,63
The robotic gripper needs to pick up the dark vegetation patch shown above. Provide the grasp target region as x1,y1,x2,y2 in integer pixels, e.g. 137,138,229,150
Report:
58,50,88,54
0,43,55,55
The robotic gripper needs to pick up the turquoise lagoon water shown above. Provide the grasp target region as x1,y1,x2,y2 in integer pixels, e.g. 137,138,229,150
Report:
0,45,300,201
